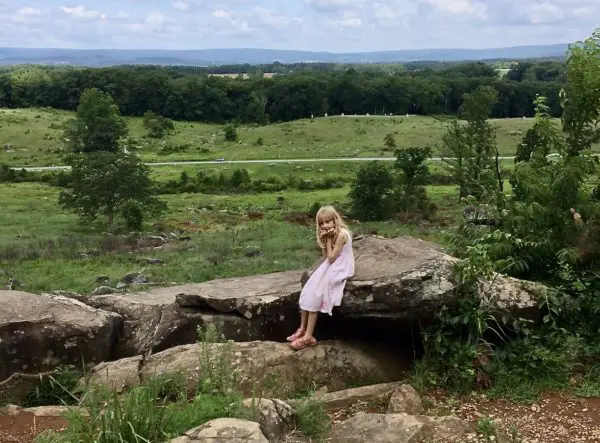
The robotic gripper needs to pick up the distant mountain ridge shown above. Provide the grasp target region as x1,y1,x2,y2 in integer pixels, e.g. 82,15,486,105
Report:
0,44,569,67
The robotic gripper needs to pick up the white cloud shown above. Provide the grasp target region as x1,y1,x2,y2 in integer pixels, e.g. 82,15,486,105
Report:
173,1,189,11
212,9,231,19
60,5,106,21
326,11,363,29
11,7,42,24
253,7,302,29
124,12,167,34
422,0,487,18
523,2,564,24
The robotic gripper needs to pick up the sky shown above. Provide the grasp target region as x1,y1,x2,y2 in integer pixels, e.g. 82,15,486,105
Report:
0,0,597,52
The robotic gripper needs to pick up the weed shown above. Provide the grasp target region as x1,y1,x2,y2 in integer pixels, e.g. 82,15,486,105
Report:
294,395,331,441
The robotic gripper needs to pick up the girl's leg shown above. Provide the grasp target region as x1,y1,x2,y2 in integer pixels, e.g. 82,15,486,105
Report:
303,312,319,340
287,310,308,341
300,310,308,330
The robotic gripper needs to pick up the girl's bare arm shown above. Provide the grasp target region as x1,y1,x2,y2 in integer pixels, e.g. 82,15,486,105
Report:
326,232,347,263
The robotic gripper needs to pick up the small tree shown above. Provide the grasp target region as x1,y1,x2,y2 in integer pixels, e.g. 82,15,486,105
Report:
394,146,434,216
143,111,174,138
441,86,502,202
224,125,238,142
384,133,397,150
349,162,394,221
60,89,164,230
60,151,165,229
515,95,563,164
63,88,127,153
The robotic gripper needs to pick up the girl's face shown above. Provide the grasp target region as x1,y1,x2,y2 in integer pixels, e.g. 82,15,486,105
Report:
319,215,335,232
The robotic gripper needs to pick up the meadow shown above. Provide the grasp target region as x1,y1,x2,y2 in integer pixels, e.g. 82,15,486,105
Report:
0,180,459,293
0,107,587,167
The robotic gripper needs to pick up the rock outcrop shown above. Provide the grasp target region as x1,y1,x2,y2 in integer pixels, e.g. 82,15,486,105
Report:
0,291,122,382
84,236,545,357
83,340,407,397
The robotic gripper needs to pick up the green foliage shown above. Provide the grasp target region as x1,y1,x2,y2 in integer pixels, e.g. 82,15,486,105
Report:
63,88,127,153
561,30,600,156
36,376,242,443
348,161,394,221
394,146,434,216
22,366,80,407
120,199,145,231
143,110,174,138
514,95,563,163
476,416,497,441
59,150,166,230
197,324,238,396
384,132,396,149
224,124,238,142
294,396,331,440
441,86,502,202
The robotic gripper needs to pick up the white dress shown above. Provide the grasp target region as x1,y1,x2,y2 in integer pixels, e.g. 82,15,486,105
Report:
298,229,355,315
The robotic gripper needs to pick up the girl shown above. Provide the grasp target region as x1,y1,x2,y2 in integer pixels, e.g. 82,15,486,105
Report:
286,206,355,350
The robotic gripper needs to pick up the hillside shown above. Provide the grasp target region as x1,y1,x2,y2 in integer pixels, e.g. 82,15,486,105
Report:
0,44,569,67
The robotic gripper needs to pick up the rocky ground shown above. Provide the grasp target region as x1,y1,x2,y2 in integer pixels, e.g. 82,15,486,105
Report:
3,390,600,442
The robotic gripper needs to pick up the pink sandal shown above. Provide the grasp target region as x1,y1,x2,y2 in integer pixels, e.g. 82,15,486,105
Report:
291,336,317,350
286,328,305,342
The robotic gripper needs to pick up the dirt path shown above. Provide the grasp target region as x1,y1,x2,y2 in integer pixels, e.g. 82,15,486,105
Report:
0,410,67,443
423,390,600,442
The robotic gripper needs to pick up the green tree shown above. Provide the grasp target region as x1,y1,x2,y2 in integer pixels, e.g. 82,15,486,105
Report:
63,88,127,153
441,86,502,201
143,110,174,138
394,147,433,216
224,124,238,142
349,162,394,221
59,151,165,229
560,30,600,157
515,95,563,164
384,133,397,150
61,89,164,230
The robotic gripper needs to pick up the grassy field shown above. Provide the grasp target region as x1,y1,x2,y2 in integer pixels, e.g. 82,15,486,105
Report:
1,107,584,167
0,181,458,293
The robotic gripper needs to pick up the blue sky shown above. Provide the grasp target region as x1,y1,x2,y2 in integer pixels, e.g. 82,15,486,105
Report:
0,0,596,51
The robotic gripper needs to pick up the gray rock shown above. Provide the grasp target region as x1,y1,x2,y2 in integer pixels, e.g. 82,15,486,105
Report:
120,272,149,285
90,286,115,296
387,385,423,415
82,355,142,394
0,291,122,382
289,381,404,411
87,292,266,358
329,412,472,443
170,418,268,442
137,340,405,398
241,398,294,441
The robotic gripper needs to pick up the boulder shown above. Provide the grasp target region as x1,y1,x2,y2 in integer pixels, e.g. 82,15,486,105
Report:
329,412,472,443
387,385,423,415
241,398,294,441
170,418,268,443
0,291,122,382
83,355,142,393
289,382,404,410
87,340,405,397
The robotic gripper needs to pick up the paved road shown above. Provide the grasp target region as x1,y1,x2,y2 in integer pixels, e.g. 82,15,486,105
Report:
13,156,520,171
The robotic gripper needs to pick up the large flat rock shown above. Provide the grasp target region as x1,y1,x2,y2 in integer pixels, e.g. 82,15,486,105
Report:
82,236,544,357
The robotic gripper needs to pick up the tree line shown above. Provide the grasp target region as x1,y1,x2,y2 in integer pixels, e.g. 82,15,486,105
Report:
0,61,566,124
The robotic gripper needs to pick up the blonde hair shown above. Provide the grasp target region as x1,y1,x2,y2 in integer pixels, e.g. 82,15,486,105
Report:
315,205,350,248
